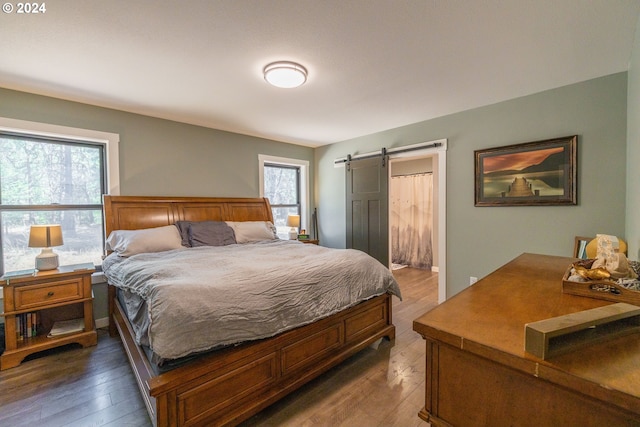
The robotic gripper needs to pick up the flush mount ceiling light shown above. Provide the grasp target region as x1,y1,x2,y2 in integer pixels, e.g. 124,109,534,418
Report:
263,61,308,88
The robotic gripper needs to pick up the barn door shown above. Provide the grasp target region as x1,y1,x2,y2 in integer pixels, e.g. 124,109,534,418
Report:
346,154,389,267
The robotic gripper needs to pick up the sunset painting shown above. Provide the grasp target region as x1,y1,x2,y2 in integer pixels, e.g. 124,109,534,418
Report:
475,136,577,206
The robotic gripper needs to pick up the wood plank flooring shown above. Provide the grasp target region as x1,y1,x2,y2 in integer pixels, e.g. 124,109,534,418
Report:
0,267,437,427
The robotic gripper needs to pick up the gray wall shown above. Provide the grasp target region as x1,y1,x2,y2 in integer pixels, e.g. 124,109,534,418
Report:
627,14,640,262
315,73,628,298
0,70,633,311
0,88,314,197
0,87,315,320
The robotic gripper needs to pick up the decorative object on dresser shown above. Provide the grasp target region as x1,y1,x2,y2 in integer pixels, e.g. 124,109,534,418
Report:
1,263,97,370
573,235,592,259
524,302,640,360
585,234,628,259
28,224,64,270
413,253,640,426
564,234,639,305
103,195,398,427
562,267,640,305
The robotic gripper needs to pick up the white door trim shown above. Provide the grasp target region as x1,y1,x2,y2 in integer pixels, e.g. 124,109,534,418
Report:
388,139,447,303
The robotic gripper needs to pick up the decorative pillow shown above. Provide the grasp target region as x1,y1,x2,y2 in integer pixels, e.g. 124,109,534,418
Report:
188,221,236,247
105,225,183,257
174,221,193,247
226,221,278,243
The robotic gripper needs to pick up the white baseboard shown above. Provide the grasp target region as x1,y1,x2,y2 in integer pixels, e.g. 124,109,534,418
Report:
431,266,439,272
95,317,109,329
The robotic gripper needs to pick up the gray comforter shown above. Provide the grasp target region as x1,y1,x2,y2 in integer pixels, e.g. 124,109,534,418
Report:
103,240,401,360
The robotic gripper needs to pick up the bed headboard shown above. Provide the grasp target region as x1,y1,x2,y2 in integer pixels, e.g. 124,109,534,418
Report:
103,195,274,238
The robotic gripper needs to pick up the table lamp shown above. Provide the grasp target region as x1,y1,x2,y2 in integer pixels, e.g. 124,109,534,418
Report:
28,224,63,270
286,214,300,240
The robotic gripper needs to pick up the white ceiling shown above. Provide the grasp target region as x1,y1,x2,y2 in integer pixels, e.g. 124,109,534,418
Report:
1,1,639,147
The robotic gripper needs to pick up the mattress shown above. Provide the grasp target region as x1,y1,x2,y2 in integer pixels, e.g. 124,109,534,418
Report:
104,240,401,362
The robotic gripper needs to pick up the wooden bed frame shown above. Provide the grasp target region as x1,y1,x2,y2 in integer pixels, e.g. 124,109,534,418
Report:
103,195,396,427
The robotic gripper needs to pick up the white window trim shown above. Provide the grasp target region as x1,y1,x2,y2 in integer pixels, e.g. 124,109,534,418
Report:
258,154,309,231
0,118,120,291
0,117,120,195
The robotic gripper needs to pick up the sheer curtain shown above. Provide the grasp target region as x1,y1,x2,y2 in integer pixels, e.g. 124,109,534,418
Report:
390,173,433,269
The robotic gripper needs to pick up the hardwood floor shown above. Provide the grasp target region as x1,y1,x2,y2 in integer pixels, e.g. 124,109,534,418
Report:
0,267,437,427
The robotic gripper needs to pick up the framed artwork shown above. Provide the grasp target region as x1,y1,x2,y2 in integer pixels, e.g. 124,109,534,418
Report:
474,135,577,206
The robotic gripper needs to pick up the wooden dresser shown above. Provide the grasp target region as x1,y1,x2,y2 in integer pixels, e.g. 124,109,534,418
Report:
413,253,640,427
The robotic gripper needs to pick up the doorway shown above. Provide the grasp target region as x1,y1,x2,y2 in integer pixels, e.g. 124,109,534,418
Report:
342,141,447,303
389,159,435,272
389,145,446,304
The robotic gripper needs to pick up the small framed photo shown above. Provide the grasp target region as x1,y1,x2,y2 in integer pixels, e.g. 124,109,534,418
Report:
474,135,577,207
573,236,592,259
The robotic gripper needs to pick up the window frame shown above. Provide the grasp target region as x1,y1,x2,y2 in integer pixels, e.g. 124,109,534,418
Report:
264,162,301,212
0,117,120,275
0,118,120,195
258,154,309,232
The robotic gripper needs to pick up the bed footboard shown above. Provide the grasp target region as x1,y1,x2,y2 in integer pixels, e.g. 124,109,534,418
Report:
110,286,394,427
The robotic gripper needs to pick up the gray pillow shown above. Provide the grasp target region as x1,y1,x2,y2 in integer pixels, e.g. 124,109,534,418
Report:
188,221,236,247
174,221,192,247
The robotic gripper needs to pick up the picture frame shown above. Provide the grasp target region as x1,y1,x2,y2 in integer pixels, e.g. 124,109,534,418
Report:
573,236,592,259
474,135,577,207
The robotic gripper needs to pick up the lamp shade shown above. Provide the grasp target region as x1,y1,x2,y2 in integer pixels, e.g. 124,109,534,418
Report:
28,225,63,270
286,215,300,228
28,225,64,248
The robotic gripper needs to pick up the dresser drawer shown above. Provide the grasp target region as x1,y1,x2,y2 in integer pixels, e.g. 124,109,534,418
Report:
14,279,83,310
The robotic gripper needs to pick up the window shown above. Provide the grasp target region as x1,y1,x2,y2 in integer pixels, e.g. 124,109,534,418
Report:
0,118,119,275
265,164,300,238
259,155,308,239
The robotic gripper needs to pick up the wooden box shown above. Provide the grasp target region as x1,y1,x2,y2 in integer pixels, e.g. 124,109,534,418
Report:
562,265,640,306
525,302,640,359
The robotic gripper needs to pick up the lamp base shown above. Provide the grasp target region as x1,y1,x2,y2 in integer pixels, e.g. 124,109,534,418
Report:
35,248,59,271
288,228,298,240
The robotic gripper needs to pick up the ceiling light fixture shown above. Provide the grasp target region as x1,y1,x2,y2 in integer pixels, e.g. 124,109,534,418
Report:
263,61,308,88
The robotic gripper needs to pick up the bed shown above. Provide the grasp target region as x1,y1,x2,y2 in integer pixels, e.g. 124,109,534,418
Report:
102,195,399,427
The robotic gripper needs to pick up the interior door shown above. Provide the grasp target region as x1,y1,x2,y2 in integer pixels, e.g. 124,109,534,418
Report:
346,156,389,267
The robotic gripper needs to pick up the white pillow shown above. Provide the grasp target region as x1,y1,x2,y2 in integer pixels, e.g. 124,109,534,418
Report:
106,225,183,257
226,221,278,243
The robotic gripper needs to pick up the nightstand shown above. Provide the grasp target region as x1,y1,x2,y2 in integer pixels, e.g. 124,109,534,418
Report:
0,263,97,370
301,239,319,245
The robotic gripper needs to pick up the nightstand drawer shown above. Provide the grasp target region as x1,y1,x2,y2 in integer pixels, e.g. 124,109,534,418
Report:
14,279,83,310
